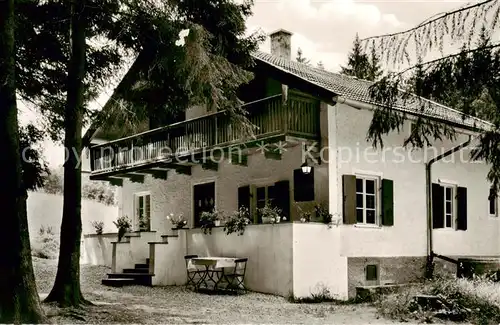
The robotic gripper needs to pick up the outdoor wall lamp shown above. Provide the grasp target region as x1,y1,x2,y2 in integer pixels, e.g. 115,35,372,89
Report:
301,161,312,174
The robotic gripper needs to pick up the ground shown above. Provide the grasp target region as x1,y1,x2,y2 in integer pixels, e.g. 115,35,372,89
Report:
34,258,410,324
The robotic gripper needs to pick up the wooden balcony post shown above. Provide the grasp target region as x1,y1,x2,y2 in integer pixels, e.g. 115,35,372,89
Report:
214,115,218,145
90,147,95,171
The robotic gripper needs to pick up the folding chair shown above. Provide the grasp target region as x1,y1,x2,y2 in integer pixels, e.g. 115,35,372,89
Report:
184,255,203,289
224,258,248,294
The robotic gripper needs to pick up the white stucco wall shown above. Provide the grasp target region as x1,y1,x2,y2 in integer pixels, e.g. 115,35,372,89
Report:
119,144,329,234
329,103,500,258
292,223,348,299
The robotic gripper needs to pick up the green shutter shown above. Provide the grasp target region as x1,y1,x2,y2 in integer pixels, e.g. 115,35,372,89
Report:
238,185,251,211
381,179,394,226
432,183,444,229
275,180,291,221
342,175,356,224
457,186,467,231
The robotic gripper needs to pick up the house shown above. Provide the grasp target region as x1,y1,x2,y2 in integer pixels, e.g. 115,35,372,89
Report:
84,29,500,300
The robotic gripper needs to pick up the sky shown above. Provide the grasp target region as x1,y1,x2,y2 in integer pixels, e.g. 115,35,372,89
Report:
19,0,476,168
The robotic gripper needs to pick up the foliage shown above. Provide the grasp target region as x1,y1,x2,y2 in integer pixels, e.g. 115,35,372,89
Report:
41,168,116,205
317,61,325,70
200,210,223,235
296,48,310,65
375,276,500,324
87,0,266,139
341,33,382,81
82,181,116,206
223,207,251,236
314,204,336,227
90,221,104,235
258,204,283,224
360,0,500,67
19,124,49,191
358,1,500,197
167,213,187,229
32,225,59,260
113,216,132,242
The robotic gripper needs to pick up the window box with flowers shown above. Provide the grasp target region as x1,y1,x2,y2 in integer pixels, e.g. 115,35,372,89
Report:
200,210,224,235
258,205,286,224
167,213,188,229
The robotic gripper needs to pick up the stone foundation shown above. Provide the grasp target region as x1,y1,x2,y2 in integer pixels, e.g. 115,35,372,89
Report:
347,256,427,298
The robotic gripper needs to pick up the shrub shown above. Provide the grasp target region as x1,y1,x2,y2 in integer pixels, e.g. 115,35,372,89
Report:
91,220,104,235
375,276,500,323
32,225,59,259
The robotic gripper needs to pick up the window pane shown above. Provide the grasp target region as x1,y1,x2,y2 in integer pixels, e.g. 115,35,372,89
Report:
446,214,452,227
356,178,363,192
366,180,375,194
356,209,363,223
490,198,496,215
257,200,266,209
257,187,265,201
445,202,452,214
139,196,144,209
356,194,364,208
366,210,376,224
366,195,375,209
445,187,452,200
268,186,276,201
366,265,378,281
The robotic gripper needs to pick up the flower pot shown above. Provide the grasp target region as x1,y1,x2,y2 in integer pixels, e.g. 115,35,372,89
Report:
276,217,281,223
215,220,221,227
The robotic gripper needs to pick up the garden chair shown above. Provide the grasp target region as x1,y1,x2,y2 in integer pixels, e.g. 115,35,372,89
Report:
223,258,248,294
184,255,203,289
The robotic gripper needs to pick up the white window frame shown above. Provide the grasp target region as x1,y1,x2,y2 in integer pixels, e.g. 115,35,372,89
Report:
134,191,151,231
355,174,380,226
441,183,456,229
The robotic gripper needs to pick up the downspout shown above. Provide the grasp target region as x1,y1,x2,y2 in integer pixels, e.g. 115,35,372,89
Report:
332,95,474,279
425,135,472,278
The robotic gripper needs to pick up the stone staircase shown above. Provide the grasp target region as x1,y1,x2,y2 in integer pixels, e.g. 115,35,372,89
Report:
102,258,153,287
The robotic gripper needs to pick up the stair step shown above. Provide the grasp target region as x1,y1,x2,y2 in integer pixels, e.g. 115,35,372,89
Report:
107,273,153,286
102,278,136,287
124,268,149,274
135,263,148,269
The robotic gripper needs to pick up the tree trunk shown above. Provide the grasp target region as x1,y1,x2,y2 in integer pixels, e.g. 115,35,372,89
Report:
0,0,47,322
44,0,89,307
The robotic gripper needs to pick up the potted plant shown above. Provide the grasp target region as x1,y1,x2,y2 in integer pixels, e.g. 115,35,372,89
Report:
91,220,104,235
200,210,223,235
258,205,285,224
224,207,251,236
167,213,188,229
113,216,131,242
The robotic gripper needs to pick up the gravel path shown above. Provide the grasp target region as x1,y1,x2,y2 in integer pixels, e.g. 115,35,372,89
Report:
34,258,408,324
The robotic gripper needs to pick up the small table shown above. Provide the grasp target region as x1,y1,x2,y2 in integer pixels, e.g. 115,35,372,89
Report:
189,257,239,292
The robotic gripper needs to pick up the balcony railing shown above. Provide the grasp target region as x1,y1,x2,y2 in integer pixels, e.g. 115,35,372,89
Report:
90,94,320,174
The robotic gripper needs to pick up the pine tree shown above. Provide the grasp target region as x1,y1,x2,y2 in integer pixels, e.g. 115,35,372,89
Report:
367,46,383,81
340,33,370,79
296,47,310,65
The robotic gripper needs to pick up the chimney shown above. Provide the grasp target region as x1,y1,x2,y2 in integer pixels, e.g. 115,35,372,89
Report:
270,29,293,60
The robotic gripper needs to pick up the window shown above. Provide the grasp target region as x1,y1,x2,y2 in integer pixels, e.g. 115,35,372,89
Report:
489,187,497,217
256,185,276,210
443,184,455,228
134,192,151,231
355,176,379,225
366,264,378,281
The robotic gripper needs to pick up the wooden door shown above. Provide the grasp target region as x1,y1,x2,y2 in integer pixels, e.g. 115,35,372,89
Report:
193,182,216,227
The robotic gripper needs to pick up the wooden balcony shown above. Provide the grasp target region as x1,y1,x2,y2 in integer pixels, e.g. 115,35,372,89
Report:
89,94,320,181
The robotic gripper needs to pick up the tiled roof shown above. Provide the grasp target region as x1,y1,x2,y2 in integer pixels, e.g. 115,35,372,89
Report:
252,51,492,131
